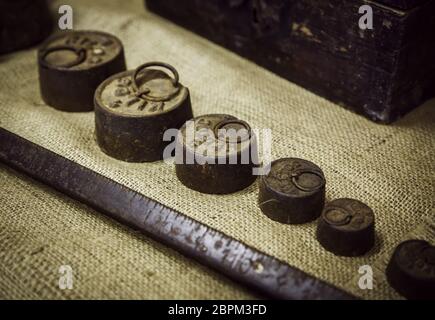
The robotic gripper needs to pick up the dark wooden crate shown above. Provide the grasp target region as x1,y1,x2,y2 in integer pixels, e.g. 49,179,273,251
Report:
146,0,435,123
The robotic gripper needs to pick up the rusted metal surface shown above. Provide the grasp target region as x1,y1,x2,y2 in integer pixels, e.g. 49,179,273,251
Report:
259,158,326,224
0,128,357,299
317,198,375,257
95,62,193,162
0,0,52,55
386,239,435,299
145,0,435,123
175,114,258,194
38,30,126,112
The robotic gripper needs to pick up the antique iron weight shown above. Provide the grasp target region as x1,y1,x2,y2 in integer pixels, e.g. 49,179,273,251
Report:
316,198,375,256
175,114,258,194
386,239,435,300
258,158,326,224
38,30,126,112
95,62,193,162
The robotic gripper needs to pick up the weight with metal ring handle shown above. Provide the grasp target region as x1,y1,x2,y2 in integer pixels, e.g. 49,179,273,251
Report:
37,30,126,112
39,45,86,69
322,206,353,226
258,158,326,224
213,119,252,143
291,169,326,192
386,239,435,300
94,61,193,162
316,198,375,257
175,114,258,194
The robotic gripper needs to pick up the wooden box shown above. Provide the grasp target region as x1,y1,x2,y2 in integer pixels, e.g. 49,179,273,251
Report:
146,0,435,123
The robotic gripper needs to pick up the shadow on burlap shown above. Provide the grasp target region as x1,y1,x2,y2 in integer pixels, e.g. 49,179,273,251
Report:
0,0,434,299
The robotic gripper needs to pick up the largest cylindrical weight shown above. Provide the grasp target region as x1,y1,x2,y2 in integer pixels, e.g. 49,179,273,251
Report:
94,62,193,162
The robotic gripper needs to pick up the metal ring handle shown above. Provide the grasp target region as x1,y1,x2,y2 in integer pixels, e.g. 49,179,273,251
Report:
132,62,180,100
213,119,252,144
40,45,86,68
291,169,325,192
323,207,353,226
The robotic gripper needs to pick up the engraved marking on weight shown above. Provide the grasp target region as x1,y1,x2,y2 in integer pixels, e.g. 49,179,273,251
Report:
109,100,122,108
45,32,121,70
125,96,142,107
266,159,324,196
137,101,147,111
115,87,129,97
117,78,132,87
100,72,187,116
150,102,164,113
80,37,90,45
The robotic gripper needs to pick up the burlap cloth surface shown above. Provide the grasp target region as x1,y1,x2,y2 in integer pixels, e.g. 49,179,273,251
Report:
0,0,434,299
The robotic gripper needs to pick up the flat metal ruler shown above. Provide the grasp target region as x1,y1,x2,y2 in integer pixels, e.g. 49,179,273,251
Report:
0,128,356,300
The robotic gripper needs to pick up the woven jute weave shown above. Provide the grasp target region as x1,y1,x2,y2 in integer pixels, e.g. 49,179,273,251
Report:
0,0,434,299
